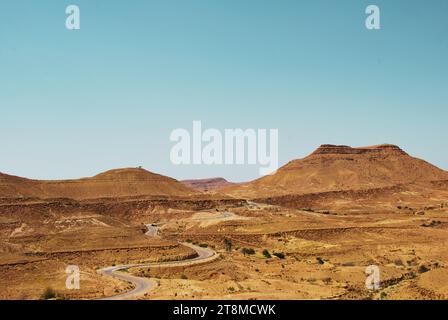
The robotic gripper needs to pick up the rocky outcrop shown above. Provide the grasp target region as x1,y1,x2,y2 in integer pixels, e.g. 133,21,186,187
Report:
311,144,407,156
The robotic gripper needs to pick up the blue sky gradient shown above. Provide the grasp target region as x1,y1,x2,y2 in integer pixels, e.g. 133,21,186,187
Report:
1,0,447,182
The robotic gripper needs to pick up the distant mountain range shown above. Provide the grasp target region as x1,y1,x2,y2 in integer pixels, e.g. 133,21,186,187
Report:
181,178,236,192
1,144,447,200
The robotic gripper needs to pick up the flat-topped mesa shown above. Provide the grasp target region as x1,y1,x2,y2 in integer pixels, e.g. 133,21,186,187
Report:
310,144,407,156
220,143,448,199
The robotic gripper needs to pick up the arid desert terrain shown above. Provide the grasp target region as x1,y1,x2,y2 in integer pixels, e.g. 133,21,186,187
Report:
1,144,447,300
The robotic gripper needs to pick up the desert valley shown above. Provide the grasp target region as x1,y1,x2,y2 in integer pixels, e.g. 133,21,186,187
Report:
1,144,448,300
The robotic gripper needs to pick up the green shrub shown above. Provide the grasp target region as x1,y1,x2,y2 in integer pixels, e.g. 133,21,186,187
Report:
273,252,285,259
262,249,272,258
418,265,429,273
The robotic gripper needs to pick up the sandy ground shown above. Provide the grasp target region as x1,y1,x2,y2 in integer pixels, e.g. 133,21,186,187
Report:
1,196,447,300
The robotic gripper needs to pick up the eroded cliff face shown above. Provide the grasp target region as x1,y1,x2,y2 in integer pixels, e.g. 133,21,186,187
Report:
310,144,407,156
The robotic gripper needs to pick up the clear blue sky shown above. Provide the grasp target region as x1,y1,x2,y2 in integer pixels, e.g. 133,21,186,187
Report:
1,0,447,182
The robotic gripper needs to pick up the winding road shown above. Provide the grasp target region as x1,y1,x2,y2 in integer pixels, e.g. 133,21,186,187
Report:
98,227,219,300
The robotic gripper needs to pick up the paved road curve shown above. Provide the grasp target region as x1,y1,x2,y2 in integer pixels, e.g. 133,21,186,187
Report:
97,213,237,300
98,242,218,300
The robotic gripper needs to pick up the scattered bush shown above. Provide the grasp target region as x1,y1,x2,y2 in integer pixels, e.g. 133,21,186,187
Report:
199,243,208,248
421,220,442,228
316,257,325,265
418,265,429,273
322,277,332,285
273,252,285,259
223,239,232,252
180,274,188,280
380,292,387,300
407,259,417,266
394,259,404,266
241,248,256,255
41,287,57,300
262,249,272,258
